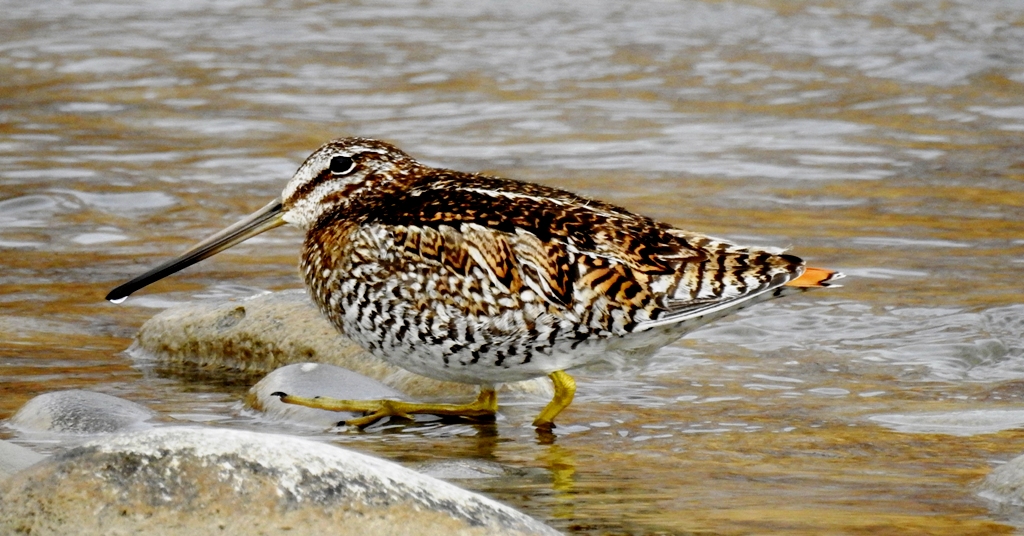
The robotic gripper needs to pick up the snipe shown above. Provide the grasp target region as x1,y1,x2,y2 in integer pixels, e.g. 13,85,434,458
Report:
108,138,842,429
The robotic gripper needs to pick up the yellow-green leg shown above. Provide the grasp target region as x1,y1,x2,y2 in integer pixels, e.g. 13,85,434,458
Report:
532,370,576,429
272,388,498,428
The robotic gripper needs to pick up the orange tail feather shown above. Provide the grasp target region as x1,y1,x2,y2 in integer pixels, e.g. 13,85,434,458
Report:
786,266,844,288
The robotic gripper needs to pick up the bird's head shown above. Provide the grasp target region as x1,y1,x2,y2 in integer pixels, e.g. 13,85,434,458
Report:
281,137,416,229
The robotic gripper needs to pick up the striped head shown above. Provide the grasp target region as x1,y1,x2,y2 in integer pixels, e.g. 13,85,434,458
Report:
282,137,419,229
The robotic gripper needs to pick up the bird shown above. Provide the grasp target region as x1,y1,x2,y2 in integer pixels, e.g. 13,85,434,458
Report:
107,137,842,430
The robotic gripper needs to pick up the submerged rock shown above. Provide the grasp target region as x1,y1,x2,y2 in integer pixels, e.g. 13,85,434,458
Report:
0,427,558,536
981,452,1024,506
0,440,45,482
415,459,532,481
133,290,551,400
247,362,414,426
869,409,1024,436
8,390,155,434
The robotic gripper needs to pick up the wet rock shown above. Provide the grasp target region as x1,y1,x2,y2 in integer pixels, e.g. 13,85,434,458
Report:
0,427,558,536
0,440,45,481
415,459,532,481
247,362,413,426
869,409,1024,436
133,290,551,400
980,452,1024,506
134,290,367,373
8,390,155,434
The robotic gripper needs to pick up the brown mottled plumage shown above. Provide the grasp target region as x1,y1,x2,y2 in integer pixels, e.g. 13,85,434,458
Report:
107,137,842,429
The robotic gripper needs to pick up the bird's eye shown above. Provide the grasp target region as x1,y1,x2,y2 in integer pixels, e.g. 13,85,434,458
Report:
329,155,355,175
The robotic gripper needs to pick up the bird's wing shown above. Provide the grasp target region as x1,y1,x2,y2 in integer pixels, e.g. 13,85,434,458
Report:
362,173,813,330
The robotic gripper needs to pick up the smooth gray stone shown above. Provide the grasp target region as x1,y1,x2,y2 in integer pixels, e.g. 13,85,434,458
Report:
981,453,1024,506
981,454,1024,530
247,362,412,426
0,427,558,536
415,459,531,481
869,409,1024,436
8,390,155,434
132,290,551,400
0,440,46,482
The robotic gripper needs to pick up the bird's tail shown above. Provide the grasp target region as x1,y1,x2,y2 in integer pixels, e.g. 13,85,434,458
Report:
785,266,844,288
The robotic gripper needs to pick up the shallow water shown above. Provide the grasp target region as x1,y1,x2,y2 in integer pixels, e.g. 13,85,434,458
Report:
2,1,1024,533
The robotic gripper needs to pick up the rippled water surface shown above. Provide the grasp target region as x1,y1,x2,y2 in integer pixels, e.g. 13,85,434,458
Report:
2,1,1024,534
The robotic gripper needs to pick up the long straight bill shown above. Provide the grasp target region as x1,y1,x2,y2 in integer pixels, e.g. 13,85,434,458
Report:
106,198,286,303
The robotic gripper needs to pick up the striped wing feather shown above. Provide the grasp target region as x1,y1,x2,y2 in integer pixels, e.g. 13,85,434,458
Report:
357,172,807,333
